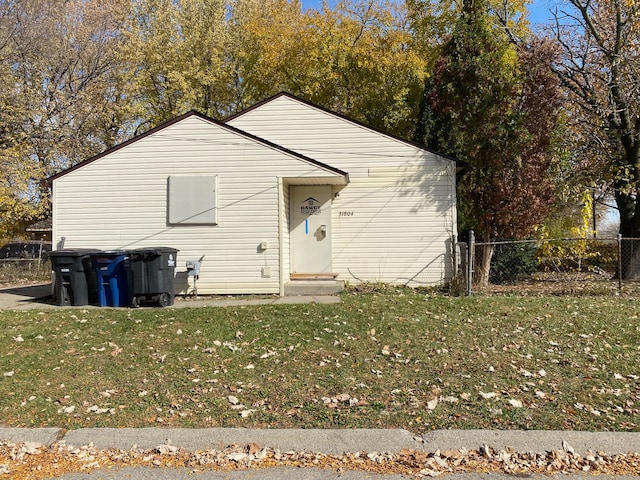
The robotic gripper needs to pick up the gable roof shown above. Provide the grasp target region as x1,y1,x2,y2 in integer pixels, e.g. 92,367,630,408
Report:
225,92,463,168
46,110,349,185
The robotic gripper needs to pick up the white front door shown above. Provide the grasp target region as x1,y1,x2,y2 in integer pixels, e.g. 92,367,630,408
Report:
290,186,332,274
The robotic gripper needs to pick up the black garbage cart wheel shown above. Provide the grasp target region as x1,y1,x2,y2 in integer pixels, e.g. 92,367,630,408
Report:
158,293,170,307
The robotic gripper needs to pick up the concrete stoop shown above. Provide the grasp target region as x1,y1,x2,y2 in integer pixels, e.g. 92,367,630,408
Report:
284,279,344,296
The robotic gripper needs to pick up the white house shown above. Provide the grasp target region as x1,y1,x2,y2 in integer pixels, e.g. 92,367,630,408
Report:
48,93,458,295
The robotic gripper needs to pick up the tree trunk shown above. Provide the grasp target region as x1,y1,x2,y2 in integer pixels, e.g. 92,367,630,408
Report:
617,191,640,279
474,242,495,287
619,238,640,279
615,157,640,279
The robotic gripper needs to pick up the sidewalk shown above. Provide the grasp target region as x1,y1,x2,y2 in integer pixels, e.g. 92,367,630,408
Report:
3,426,640,455
3,428,640,479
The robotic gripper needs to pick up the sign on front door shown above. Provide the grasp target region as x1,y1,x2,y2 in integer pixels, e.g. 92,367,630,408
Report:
290,186,332,274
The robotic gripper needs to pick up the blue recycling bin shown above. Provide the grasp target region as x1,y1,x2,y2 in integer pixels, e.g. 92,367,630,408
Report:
90,251,132,307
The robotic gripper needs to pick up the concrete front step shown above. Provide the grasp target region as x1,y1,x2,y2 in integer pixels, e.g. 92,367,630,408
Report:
284,279,344,296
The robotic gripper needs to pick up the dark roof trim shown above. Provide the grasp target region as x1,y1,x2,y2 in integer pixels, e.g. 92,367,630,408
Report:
45,110,349,185
225,92,464,168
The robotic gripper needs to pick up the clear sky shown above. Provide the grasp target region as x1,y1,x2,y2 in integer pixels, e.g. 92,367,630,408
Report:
299,0,558,28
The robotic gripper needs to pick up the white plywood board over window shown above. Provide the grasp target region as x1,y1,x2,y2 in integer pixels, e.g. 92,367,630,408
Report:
168,175,217,225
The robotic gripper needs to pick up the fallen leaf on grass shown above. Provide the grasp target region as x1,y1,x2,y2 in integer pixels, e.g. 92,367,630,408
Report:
86,405,113,414
108,342,122,356
336,393,350,402
479,392,497,399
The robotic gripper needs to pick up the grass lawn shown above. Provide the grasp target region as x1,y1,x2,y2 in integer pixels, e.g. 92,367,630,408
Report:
1,286,639,432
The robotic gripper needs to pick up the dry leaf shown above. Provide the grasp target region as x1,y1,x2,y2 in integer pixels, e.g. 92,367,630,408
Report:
479,391,497,399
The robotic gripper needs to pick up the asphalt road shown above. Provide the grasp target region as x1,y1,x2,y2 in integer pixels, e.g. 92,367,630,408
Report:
48,466,407,479
46,468,640,479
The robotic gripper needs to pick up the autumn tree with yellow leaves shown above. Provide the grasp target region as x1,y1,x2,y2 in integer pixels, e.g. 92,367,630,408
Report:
0,0,128,238
0,0,431,237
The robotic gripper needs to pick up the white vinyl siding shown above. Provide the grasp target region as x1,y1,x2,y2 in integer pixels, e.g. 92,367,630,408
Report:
53,115,342,294
331,172,456,285
227,95,457,286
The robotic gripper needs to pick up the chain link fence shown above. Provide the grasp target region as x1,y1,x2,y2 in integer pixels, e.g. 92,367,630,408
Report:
0,239,52,288
458,233,640,295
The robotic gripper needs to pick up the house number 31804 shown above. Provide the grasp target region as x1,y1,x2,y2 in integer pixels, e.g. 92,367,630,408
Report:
339,211,354,217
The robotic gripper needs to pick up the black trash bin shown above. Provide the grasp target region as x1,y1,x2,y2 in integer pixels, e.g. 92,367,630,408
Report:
129,247,178,307
49,249,100,306
90,251,132,307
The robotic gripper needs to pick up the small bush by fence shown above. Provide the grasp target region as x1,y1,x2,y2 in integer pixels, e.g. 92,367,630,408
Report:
460,234,640,295
0,259,51,288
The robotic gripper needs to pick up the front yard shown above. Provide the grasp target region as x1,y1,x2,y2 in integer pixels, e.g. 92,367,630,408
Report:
1,286,639,432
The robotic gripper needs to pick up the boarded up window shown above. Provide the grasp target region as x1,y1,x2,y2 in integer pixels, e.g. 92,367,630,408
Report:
168,175,218,225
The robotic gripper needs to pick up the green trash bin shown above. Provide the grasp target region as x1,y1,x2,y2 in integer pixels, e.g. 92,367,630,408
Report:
129,247,178,307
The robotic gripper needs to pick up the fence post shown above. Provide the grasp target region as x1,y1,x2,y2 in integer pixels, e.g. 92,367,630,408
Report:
467,230,475,296
452,234,458,279
618,234,623,290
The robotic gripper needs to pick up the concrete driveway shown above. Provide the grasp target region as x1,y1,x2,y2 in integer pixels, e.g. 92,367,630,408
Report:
0,283,341,310
0,283,53,310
